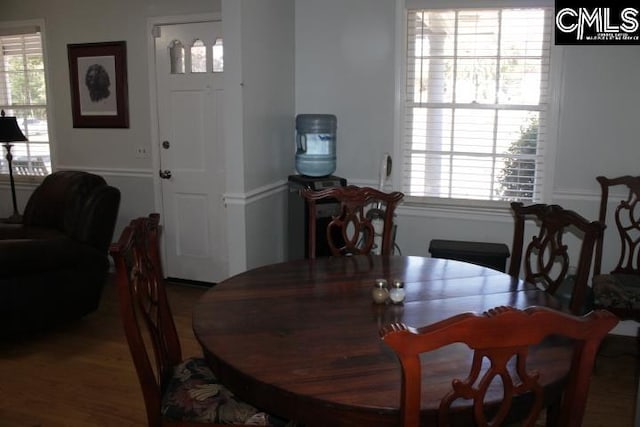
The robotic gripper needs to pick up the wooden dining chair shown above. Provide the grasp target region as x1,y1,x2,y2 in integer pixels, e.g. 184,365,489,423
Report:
509,202,604,315
381,305,618,427
592,175,640,322
301,185,404,258
110,214,293,427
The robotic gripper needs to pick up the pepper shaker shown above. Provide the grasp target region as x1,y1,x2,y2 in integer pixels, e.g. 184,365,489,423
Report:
372,278,389,304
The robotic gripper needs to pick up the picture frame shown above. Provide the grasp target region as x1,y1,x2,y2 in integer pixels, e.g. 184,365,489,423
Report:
67,41,129,128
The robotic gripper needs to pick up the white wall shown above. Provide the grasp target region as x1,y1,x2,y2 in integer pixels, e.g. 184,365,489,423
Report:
295,0,640,252
295,0,397,180
554,46,640,190
1,0,220,237
221,0,295,273
2,0,295,274
236,0,295,270
3,0,638,332
295,0,640,334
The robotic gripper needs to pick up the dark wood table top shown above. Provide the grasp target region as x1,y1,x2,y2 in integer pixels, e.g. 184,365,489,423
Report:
192,255,569,426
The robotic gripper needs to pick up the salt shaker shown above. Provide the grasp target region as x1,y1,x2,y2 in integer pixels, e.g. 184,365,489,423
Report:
389,279,406,304
372,278,389,304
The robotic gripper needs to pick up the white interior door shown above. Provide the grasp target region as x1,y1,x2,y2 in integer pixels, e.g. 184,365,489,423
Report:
153,21,227,283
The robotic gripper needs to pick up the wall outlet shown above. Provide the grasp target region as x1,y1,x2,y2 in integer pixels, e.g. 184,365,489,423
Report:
135,146,150,159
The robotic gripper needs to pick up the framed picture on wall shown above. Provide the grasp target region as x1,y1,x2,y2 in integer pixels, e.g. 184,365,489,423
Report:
67,41,129,128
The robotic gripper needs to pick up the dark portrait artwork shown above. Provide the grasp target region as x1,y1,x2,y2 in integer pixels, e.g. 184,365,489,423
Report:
77,55,117,116
85,64,111,102
68,41,129,127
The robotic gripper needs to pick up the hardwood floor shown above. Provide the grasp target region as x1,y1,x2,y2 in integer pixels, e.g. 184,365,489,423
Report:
0,279,637,427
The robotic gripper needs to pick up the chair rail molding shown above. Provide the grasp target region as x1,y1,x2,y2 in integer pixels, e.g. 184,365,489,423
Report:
224,179,287,207
54,165,154,179
553,187,601,202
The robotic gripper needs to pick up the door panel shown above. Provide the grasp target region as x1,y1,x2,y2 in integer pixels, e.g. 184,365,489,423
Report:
154,21,227,283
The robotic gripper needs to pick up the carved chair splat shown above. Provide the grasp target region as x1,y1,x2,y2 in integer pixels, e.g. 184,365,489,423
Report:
111,214,293,427
593,175,640,321
301,185,404,259
509,202,604,315
381,306,618,427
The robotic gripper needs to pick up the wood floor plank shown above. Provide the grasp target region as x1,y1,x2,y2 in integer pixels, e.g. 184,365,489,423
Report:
0,278,636,426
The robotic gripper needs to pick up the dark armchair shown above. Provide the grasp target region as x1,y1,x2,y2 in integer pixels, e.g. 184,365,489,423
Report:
0,171,120,337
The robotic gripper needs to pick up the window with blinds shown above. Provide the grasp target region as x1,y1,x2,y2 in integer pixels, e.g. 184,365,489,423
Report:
0,26,51,177
402,8,551,203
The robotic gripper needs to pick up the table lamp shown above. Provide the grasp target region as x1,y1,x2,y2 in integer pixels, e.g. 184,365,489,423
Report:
0,110,28,224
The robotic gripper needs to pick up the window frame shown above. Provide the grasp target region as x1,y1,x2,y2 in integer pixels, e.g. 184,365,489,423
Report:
393,0,561,211
0,19,53,183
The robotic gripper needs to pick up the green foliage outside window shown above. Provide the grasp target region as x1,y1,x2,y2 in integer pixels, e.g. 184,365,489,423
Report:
497,119,538,201
6,55,47,120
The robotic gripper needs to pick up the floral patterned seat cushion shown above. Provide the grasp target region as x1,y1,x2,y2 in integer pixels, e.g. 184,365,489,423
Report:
592,274,640,311
161,358,294,426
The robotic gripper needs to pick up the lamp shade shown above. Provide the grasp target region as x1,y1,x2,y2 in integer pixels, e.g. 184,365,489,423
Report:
0,110,28,143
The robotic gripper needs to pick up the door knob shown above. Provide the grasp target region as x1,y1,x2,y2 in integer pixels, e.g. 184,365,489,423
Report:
159,169,172,179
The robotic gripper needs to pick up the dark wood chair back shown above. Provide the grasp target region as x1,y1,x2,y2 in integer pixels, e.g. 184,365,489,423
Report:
508,202,604,315
381,306,618,427
110,214,182,426
593,175,640,320
301,185,404,258
111,215,273,427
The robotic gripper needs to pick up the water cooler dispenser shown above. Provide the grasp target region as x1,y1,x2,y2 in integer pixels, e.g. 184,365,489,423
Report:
295,114,337,177
287,174,346,260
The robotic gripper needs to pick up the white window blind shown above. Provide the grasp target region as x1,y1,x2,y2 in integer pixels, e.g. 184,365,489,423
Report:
0,26,51,177
403,7,551,202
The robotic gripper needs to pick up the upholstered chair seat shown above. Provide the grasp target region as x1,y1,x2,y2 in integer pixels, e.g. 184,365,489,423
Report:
162,358,290,425
592,274,640,312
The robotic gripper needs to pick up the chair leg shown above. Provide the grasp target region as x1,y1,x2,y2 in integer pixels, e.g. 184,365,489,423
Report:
635,327,640,427
545,398,560,426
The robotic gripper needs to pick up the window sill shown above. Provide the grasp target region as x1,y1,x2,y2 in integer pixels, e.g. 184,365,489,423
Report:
0,174,46,186
397,196,514,222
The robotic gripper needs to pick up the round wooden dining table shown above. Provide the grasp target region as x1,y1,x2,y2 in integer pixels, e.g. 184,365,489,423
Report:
192,255,571,426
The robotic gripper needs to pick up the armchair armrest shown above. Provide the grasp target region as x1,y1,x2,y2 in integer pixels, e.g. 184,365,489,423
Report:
0,223,26,239
0,237,108,276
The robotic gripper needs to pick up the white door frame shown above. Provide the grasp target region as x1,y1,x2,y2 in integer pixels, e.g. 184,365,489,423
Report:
146,12,222,275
